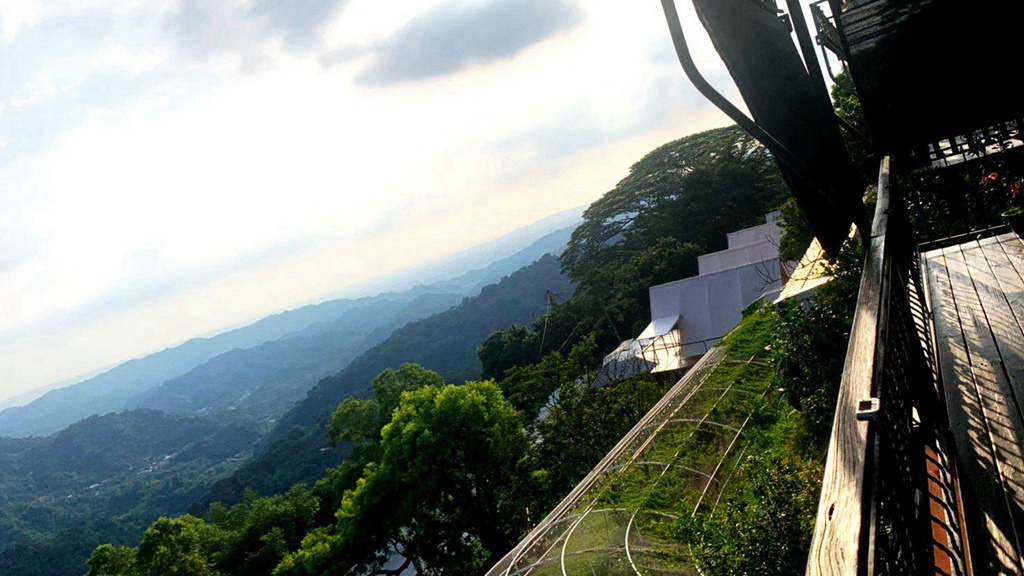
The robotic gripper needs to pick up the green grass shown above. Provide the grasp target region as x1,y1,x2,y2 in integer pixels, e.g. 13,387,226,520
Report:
552,306,825,576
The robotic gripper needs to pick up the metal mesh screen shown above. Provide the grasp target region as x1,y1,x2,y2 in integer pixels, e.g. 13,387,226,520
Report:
487,344,775,576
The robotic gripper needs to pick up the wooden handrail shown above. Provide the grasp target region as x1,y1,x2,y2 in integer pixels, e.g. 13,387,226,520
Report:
805,156,891,575
807,154,971,575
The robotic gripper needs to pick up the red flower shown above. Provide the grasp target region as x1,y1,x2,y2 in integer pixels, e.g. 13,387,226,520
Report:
982,172,999,184
1013,182,1021,196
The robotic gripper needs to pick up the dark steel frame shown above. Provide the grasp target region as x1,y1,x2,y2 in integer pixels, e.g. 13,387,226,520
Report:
659,0,871,239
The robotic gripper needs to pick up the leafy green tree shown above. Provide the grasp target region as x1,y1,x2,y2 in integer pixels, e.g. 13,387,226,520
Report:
86,544,138,576
560,125,789,338
84,489,319,576
608,237,702,334
319,364,447,521
562,125,787,278
207,486,318,576
498,334,598,423
327,363,445,449
534,375,668,512
134,516,219,576
369,363,447,419
327,398,380,447
277,381,535,576
477,296,603,384
478,325,539,382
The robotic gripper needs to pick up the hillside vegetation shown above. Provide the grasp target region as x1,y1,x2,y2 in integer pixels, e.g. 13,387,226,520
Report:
0,231,576,576
200,253,574,507
0,225,574,438
76,124,858,576
0,410,263,576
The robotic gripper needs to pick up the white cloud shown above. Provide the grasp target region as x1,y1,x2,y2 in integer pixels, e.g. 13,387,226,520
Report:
0,0,732,402
0,0,42,43
9,77,60,108
89,44,168,75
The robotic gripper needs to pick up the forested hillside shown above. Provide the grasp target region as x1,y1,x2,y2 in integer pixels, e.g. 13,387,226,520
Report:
201,253,574,506
0,252,572,576
0,225,575,439
0,410,263,576
127,293,462,418
80,124,853,576
198,126,789,512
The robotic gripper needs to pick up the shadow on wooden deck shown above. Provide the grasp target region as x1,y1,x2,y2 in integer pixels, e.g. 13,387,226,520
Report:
923,232,1024,575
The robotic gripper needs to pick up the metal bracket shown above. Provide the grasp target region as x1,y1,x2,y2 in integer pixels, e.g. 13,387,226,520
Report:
856,397,881,421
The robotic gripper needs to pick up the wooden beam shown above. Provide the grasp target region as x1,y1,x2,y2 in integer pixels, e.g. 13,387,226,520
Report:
806,156,891,575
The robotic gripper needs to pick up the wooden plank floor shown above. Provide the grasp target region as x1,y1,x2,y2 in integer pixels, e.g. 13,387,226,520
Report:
923,233,1024,575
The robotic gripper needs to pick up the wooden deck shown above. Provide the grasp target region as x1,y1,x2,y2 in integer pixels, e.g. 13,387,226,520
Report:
923,232,1024,575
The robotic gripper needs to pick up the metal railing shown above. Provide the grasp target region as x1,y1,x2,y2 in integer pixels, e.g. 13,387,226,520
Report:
806,156,968,575
908,118,1024,169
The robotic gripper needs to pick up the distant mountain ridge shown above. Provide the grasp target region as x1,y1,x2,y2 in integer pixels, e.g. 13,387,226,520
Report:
0,368,107,412
126,292,463,418
0,222,578,437
330,204,585,299
201,253,574,506
0,251,574,576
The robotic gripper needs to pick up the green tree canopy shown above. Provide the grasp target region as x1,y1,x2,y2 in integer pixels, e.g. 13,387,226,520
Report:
560,125,788,337
497,334,598,423
319,364,449,527
562,125,787,281
86,544,138,576
278,380,535,576
133,516,219,576
208,487,319,576
478,325,537,382
328,363,447,449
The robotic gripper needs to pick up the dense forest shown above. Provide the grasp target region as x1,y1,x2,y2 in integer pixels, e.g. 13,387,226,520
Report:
200,252,574,507
74,123,865,576
0,411,264,576
0,234,575,576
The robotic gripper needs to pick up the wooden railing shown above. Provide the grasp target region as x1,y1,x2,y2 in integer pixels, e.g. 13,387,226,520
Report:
806,156,967,575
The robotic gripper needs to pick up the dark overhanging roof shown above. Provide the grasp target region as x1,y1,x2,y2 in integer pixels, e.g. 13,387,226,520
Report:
835,0,1024,157
663,0,867,257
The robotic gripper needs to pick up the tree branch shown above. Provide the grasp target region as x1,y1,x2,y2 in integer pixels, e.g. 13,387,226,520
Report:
368,555,412,576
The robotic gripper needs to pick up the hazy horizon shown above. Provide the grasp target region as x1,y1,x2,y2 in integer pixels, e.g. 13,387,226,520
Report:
0,0,737,402
0,203,582,406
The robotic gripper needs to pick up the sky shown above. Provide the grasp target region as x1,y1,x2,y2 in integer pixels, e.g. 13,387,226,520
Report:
0,0,740,403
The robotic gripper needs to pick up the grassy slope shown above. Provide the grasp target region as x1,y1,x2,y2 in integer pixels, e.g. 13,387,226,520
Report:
531,307,824,576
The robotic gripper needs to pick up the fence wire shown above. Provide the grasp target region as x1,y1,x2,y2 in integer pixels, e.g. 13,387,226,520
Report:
487,344,775,576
